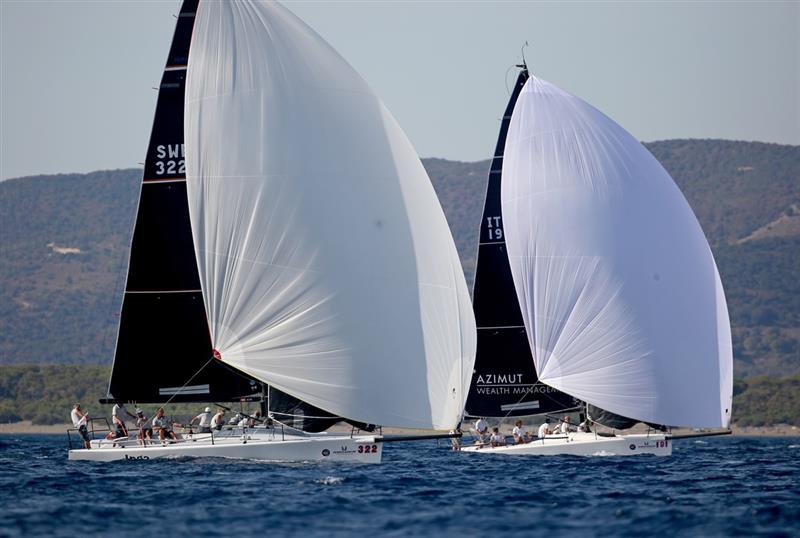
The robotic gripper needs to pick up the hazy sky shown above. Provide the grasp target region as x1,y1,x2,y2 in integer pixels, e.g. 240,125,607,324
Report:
1,1,798,180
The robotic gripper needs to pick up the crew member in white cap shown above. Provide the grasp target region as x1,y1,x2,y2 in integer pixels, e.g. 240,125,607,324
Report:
190,406,214,434
135,408,153,444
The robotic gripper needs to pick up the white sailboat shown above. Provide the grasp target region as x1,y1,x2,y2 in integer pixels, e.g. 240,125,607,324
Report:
69,0,476,463
461,65,733,457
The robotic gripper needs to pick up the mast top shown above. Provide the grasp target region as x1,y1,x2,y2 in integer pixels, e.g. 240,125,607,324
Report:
518,41,530,71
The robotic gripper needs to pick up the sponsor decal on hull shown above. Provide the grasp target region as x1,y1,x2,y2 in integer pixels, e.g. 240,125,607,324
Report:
331,444,378,456
636,439,669,450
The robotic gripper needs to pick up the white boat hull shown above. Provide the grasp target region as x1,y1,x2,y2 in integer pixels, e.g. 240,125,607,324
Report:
460,432,671,456
68,430,382,463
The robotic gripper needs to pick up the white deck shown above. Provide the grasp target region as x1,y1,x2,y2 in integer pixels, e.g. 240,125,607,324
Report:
68,427,383,463
460,431,672,456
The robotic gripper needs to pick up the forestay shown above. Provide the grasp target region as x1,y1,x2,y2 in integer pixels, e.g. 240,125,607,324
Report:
501,76,733,428
184,1,475,430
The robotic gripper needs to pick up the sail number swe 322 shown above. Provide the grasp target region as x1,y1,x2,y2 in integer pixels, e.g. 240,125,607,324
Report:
154,144,185,176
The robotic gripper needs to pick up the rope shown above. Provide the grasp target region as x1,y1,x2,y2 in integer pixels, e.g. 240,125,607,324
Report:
160,355,215,409
504,63,515,96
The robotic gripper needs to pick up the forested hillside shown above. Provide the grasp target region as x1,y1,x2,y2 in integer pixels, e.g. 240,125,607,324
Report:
1,140,798,378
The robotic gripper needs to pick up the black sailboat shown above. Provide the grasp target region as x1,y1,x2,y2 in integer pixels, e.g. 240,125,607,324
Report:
464,66,578,419
104,0,339,433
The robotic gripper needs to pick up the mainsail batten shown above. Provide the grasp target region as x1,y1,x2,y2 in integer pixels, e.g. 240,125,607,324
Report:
184,1,475,430
501,76,733,428
465,69,577,419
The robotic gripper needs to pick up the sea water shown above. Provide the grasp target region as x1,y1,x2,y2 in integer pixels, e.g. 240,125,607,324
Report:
0,434,797,536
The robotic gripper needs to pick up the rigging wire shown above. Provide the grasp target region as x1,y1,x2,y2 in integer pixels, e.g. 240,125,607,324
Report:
160,355,215,409
504,63,515,96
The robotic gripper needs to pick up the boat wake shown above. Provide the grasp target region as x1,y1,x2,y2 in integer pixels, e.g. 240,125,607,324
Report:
314,476,346,486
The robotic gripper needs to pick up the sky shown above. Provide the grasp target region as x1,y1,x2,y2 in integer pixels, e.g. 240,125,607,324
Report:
1,0,798,180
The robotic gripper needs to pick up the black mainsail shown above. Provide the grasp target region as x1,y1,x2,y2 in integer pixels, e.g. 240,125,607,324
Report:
464,67,577,419
107,0,256,403
106,2,343,431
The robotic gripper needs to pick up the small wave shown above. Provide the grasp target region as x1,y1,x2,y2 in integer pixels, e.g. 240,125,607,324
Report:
789,445,800,449
694,440,708,444
314,476,345,486
162,455,198,462
721,460,745,466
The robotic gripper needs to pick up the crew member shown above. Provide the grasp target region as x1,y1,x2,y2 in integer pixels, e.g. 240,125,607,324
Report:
537,418,552,439
135,408,153,444
512,420,527,444
557,415,574,434
152,407,177,441
71,403,91,449
211,408,226,431
190,407,214,434
489,427,505,447
474,417,488,444
112,402,137,438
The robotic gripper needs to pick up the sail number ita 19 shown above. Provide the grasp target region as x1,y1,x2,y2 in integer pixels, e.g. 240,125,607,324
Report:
486,216,503,240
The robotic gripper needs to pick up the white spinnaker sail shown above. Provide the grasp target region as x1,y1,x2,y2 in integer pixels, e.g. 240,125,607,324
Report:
501,76,732,428
183,1,475,430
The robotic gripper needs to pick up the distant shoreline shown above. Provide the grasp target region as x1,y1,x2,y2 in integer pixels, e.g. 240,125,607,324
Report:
1,421,797,437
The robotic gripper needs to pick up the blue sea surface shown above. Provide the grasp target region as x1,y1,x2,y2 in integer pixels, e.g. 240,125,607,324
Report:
0,434,798,537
